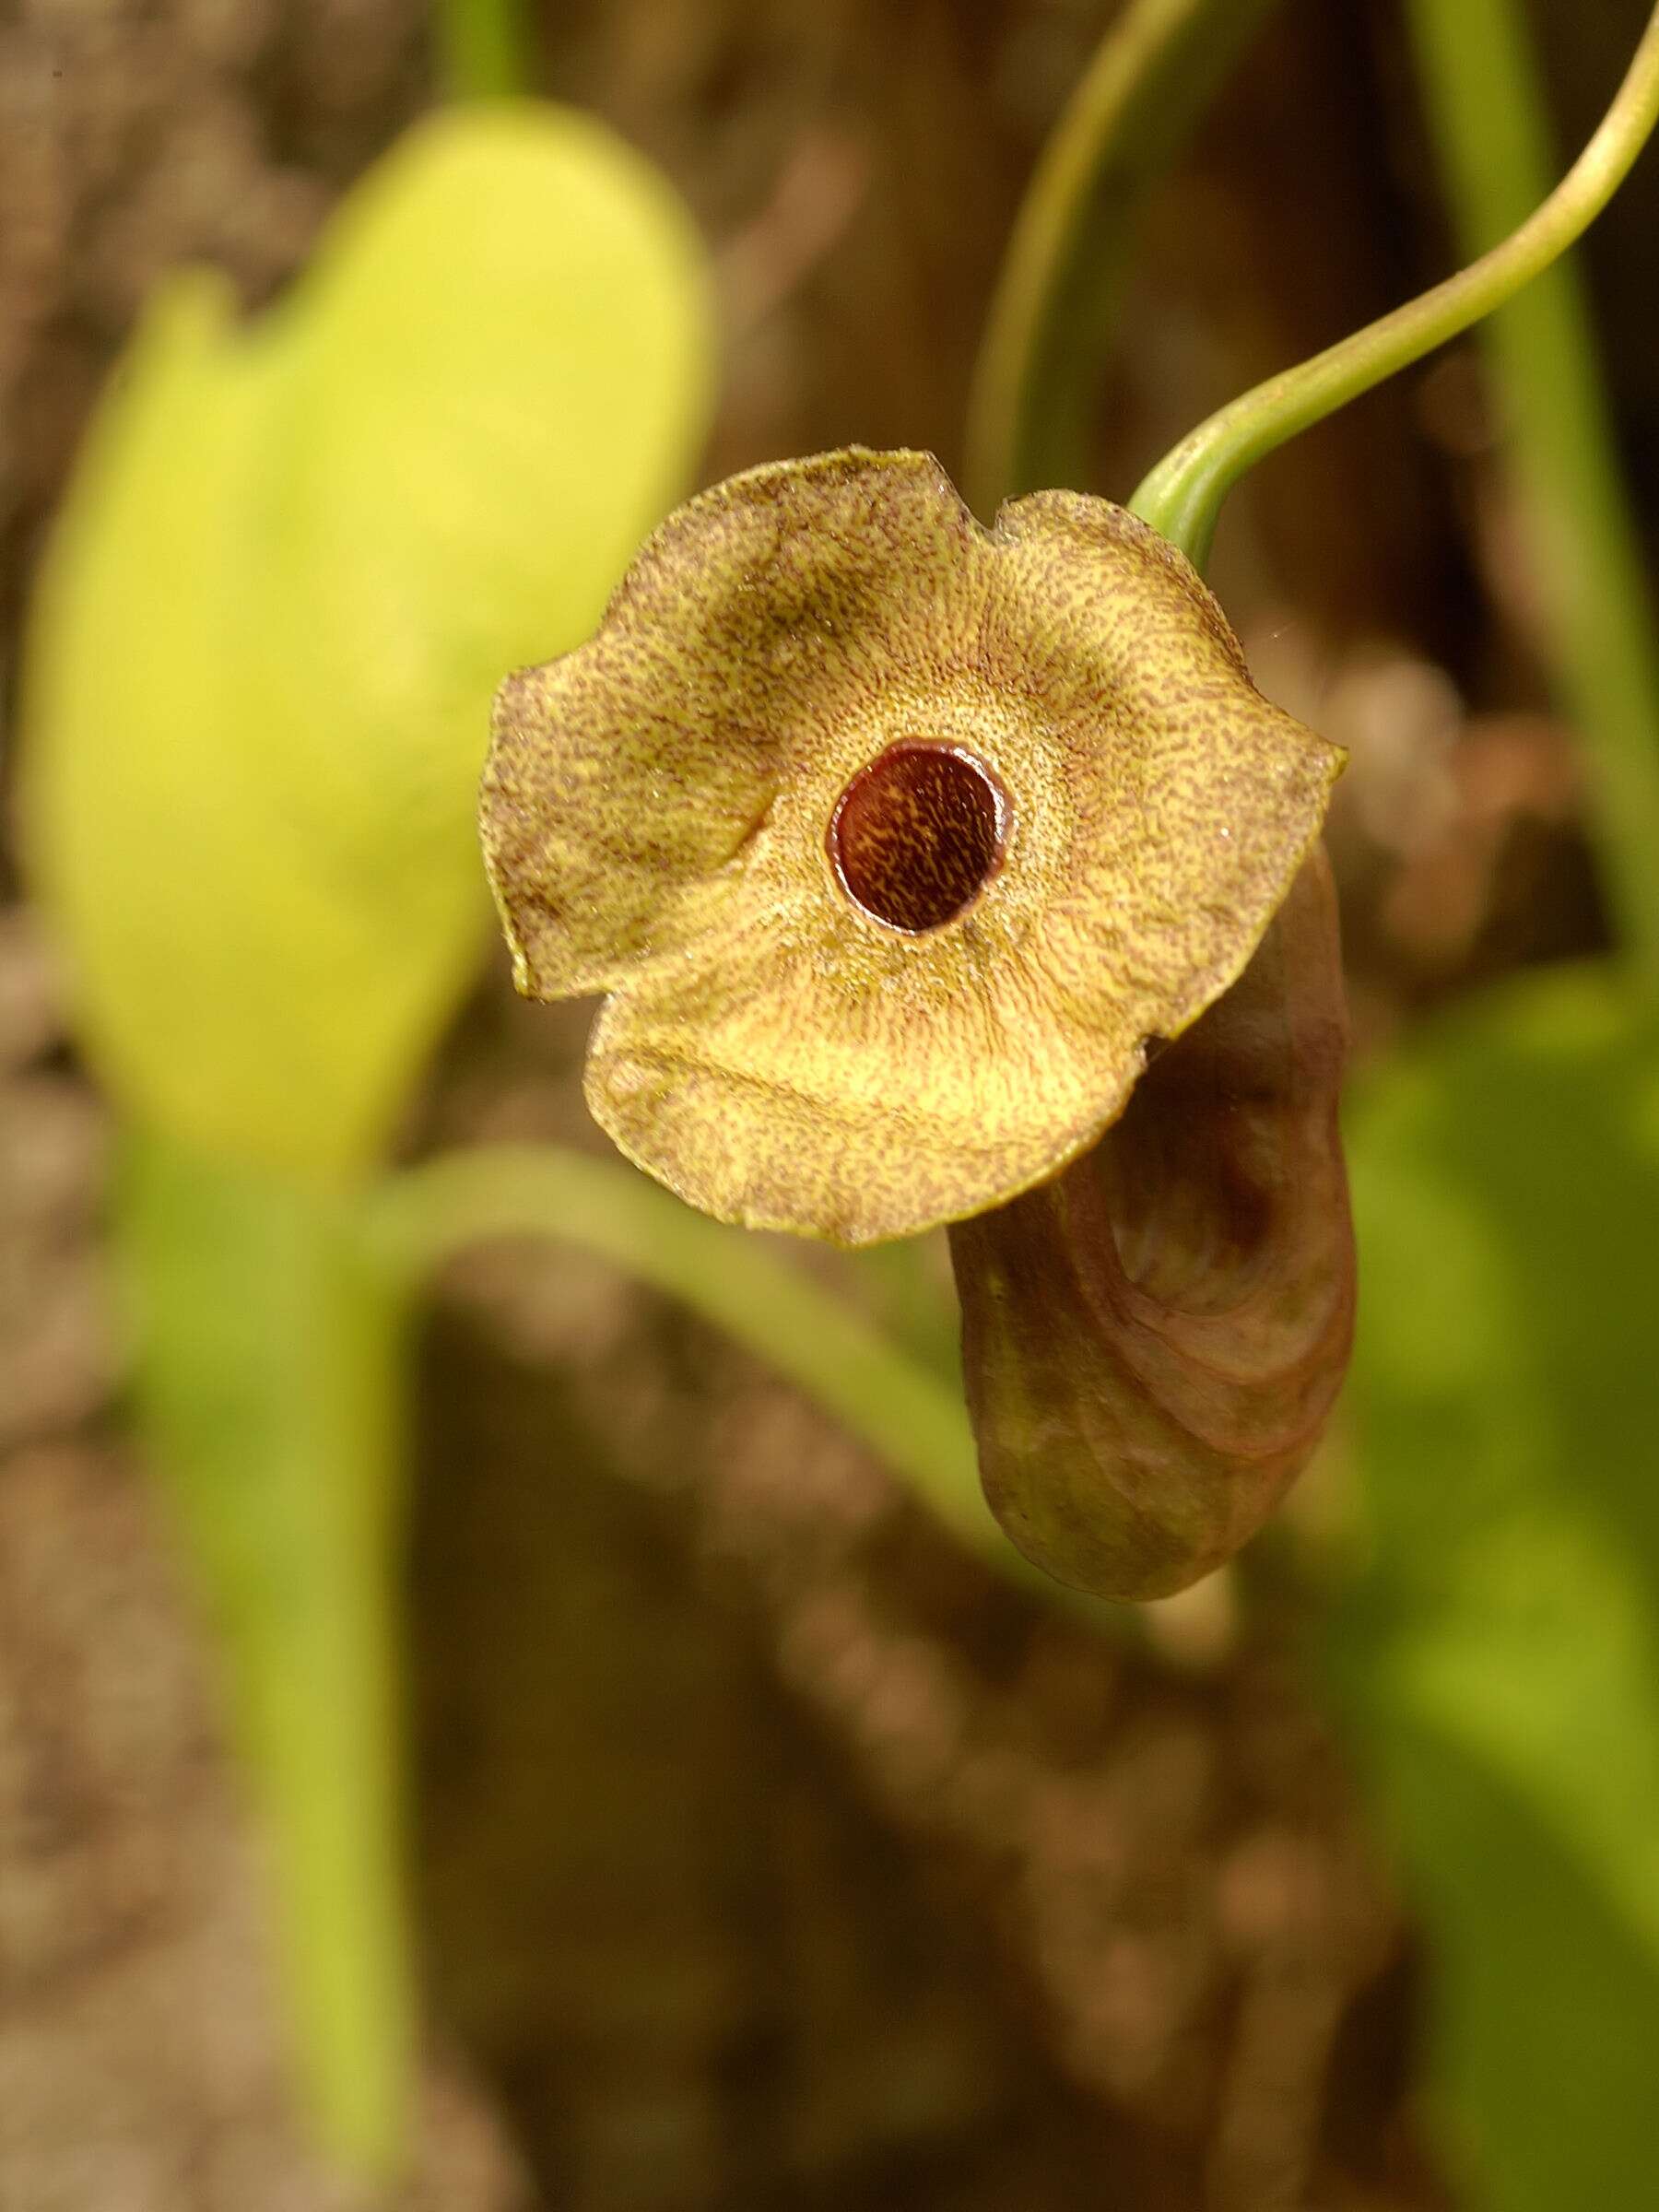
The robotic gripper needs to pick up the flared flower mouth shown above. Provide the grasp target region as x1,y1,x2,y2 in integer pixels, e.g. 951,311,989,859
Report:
480,447,1344,1244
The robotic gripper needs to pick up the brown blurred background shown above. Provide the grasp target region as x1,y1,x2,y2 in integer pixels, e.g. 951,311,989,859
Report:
3,2,1655,2206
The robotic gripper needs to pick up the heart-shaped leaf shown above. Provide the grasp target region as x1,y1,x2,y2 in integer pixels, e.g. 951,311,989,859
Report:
20,102,713,1180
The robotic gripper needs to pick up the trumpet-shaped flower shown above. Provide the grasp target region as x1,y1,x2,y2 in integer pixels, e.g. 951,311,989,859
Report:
481,446,1343,1245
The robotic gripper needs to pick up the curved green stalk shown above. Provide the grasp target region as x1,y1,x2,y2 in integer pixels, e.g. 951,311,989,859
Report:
124,1130,413,2173
1406,0,1659,995
433,0,533,101
966,0,1282,515
1130,2,1659,573
365,1143,1012,1572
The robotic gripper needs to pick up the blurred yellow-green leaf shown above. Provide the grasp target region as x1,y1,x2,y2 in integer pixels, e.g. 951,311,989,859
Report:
1332,966,1659,2209
15,97,716,2174
21,100,713,1182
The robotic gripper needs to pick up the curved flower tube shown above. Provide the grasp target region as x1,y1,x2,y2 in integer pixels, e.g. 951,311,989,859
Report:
482,447,1343,1245
949,849,1354,1599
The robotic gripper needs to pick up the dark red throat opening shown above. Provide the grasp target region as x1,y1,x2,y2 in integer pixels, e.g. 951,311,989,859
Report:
828,741,1007,934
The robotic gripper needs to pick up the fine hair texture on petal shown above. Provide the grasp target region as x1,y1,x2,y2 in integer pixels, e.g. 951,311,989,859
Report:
949,848,1355,1601
481,447,1346,1244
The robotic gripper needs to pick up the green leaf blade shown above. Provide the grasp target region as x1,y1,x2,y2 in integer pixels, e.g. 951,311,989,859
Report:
1333,967,1659,2210
21,103,714,1182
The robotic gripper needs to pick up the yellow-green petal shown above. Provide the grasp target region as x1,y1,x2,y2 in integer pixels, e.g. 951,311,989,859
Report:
482,447,994,997
484,448,1345,1244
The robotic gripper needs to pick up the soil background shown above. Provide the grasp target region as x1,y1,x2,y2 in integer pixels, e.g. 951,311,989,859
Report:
4,3,1655,2206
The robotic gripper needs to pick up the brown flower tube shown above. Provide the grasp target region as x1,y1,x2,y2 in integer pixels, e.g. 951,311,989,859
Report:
949,847,1354,1601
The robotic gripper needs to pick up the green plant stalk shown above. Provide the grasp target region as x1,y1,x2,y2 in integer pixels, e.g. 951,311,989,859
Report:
966,0,1283,515
433,0,534,101
18,83,718,2182
122,1128,413,2174
1406,0,1659,997
1130,3,1659,576
365,1143,1013,1570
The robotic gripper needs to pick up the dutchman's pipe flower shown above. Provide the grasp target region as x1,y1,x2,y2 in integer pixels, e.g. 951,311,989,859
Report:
481,445,1354,1597
482,446,1341,1247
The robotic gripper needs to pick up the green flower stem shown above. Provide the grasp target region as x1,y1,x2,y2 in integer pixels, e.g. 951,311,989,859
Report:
966,0,1282,515
1130,2,1659,577
365,1143,1015,1574
433,0,534,101
1406,0,1659,995
123,1129,413,2174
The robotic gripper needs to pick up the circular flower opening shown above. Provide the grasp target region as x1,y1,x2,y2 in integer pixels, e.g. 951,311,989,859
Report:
482,448,1347,1244
827,741,1008,934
